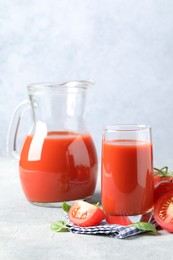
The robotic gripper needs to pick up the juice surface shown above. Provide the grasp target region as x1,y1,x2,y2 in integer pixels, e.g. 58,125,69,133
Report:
19,132,98,202
101,139,153,216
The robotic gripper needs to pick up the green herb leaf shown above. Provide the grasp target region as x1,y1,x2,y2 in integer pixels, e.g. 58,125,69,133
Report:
51,221,69,232
93,202,100,207
131,222,158,234
62,201,71,213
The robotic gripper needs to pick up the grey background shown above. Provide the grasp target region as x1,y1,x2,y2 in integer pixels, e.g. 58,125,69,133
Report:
1,0,173,166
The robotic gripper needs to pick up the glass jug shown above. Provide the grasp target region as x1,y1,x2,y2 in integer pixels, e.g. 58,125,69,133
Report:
7,81,98,206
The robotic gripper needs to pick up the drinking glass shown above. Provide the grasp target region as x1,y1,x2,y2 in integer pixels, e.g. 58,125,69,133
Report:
101,125,154,225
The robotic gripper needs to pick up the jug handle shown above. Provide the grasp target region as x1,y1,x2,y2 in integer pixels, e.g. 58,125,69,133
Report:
6,100,31,160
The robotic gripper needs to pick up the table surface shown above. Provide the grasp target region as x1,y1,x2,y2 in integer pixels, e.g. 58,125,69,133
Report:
0,157,172,260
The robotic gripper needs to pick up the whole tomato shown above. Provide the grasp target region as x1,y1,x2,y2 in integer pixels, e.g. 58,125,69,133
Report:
154,167,173,203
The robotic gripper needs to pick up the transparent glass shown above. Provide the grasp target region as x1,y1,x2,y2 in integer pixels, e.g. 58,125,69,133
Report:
101,124,154,225
7,81,98,207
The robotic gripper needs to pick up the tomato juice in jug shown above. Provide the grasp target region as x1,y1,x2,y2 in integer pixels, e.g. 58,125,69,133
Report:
20,131,97,203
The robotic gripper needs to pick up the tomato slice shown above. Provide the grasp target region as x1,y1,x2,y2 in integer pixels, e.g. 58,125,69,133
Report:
154,191,173,232
69,201,105,227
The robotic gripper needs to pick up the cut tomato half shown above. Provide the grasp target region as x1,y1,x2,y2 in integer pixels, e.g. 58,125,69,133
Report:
68,201,105,227
154,191,173,232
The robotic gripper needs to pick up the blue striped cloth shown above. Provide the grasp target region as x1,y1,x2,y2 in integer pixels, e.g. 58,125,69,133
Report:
66,219,158,239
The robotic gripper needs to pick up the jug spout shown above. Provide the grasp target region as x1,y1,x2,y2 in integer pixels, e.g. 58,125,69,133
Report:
59,80,95,89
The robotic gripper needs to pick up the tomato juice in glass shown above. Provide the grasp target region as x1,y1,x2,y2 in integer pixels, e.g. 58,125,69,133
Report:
20,131,98,204
101,125,154,224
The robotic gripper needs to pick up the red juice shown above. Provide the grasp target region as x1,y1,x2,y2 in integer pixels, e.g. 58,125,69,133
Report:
101,139,153,216
19,131,98,203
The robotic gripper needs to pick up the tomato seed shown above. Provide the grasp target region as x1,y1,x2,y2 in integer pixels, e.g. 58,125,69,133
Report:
72,208,90,219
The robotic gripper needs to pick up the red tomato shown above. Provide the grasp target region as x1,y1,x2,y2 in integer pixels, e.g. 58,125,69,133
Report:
154,191,173,232
154,180,173,203
153,175,162,186
153,168,173,202
153,167,169,183
69,201,105,227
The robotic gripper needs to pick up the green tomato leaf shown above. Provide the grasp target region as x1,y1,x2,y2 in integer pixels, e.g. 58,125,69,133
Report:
154,166,173,178
131,222,158,234
62,201,71,213
51,221,69,232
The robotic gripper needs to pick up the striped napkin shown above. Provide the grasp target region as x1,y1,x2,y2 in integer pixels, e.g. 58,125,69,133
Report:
66,218,158,239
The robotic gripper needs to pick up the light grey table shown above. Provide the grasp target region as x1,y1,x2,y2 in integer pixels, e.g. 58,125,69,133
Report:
0,158,172,260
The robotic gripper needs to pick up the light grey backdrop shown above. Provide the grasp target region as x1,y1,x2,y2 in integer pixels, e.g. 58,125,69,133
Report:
1,0,173,166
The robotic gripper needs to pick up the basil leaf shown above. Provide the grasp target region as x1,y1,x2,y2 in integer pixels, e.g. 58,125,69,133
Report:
92,202,100,207
131,222,157,234
51,221,69,232
62,201,71,213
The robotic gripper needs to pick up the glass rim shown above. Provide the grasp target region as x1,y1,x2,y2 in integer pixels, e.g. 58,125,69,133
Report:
103,124,151,133
27,80,95,94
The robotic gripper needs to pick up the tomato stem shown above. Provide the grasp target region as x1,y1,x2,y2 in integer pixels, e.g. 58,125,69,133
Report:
154,167,173,178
